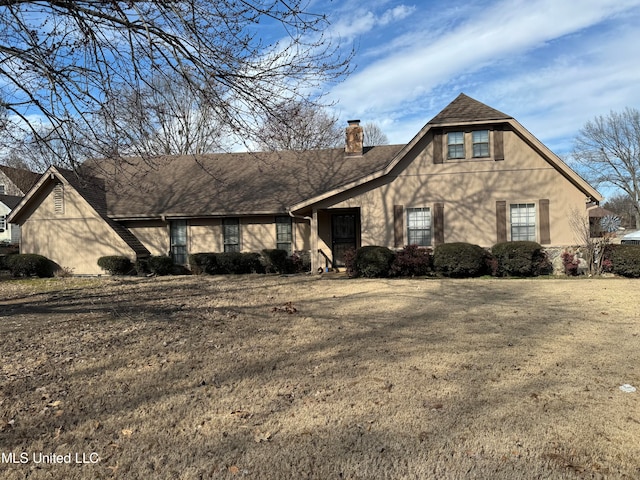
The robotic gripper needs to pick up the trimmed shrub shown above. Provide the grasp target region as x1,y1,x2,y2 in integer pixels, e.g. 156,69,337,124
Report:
261,249,290,273
353,246,396,278
147,255,175,276
5,254,55,278
291,250,311,273
97,256,133,275
491,241,551,277
189,252,264,274
215,252,264,274
608,244,640,278
390,244,432,277
189,253,217,274
433,242,489,278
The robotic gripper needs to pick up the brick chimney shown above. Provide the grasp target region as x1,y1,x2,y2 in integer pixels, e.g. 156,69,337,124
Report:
345,119,363,156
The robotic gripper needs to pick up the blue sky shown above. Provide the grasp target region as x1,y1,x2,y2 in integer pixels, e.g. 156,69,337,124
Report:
315,0,640,160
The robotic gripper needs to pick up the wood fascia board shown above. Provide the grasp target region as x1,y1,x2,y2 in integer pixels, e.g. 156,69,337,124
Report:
507,119,602,202
112,210,287,221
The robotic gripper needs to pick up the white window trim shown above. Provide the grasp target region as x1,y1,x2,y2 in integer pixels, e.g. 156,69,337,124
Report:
509,202,537,242
406,207,432,247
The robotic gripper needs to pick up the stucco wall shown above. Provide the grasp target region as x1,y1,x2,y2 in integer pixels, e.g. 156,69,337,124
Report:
127,215,311,260
21,182,135,274
318,129,588,249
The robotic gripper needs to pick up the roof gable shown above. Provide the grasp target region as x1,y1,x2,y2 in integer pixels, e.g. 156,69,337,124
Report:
428,93,512,125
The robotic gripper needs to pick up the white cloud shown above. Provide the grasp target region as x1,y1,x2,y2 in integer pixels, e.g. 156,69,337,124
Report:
326,0,640,150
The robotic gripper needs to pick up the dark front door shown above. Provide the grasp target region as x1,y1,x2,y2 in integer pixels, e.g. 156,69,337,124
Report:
332,213,358,267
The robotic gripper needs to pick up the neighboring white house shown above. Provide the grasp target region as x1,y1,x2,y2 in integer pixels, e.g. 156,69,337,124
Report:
0,195,22,244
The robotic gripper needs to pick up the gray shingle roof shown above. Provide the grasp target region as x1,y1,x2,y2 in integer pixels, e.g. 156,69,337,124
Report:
79,145,404,218
0,165,41,194
428,93,512,125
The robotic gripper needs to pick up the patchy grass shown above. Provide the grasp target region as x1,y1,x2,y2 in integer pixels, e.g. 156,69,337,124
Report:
1,275,639,479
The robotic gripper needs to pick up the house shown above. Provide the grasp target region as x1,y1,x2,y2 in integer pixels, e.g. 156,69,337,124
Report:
0,165,40,245
8,94,602,275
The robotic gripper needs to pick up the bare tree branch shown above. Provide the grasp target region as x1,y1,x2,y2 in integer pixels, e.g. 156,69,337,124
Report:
572,108,640,228
0,1,353,168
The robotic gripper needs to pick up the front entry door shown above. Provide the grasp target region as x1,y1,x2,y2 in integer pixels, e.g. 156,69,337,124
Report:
331,213,358,267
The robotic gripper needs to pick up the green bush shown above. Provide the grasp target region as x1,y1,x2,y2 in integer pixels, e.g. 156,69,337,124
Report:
97,256,133,275
147,255,175,276
491,241,551,277
189,253,216,274
608,245,640,278
5,254,55,278
261,249,291,273
433,242,489,278
353,246,396,278
389,244,432,277
188,252,264,274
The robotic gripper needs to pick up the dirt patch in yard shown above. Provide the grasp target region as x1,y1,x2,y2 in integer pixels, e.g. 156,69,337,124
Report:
1,275,639,479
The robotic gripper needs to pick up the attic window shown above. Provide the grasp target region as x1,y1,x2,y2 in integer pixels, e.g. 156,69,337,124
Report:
447,132,464,159
472,130,490,157
0,184,5,194
53,183,64,214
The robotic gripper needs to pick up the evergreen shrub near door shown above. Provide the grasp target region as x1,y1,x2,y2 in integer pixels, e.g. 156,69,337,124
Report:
352,246,396,278
433,242,489,278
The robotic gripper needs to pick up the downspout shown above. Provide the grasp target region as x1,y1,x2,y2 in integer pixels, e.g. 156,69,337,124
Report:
289,210,314,271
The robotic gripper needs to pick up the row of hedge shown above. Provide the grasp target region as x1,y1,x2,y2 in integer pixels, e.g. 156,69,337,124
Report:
347,241,552,278
96,250,310,276
348,242,640,278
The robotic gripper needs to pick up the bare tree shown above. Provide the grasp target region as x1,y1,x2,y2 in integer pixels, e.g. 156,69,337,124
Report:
603,193,637,230
0,1,352,168
362,122,389,146
98,76,232,157
572,108,640,228
255,101,343,151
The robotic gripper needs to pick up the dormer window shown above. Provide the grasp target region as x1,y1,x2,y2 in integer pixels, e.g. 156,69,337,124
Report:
447,132,464,159
472,130,490,157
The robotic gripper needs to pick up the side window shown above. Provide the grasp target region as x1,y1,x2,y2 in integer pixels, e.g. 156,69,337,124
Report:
472,130,490,157
223,218,240,252
406,207,432,246
447,132,464,159
170,220,188,265
510,203,536,241
275,216,292,254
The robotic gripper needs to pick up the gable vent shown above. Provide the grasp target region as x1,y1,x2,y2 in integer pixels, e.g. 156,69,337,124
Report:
53,183,64,214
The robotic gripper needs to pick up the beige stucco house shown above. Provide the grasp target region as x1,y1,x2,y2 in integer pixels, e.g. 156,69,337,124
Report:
9,94,602,274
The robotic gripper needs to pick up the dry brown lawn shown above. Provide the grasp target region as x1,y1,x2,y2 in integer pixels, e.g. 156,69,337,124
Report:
0,274,639,479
